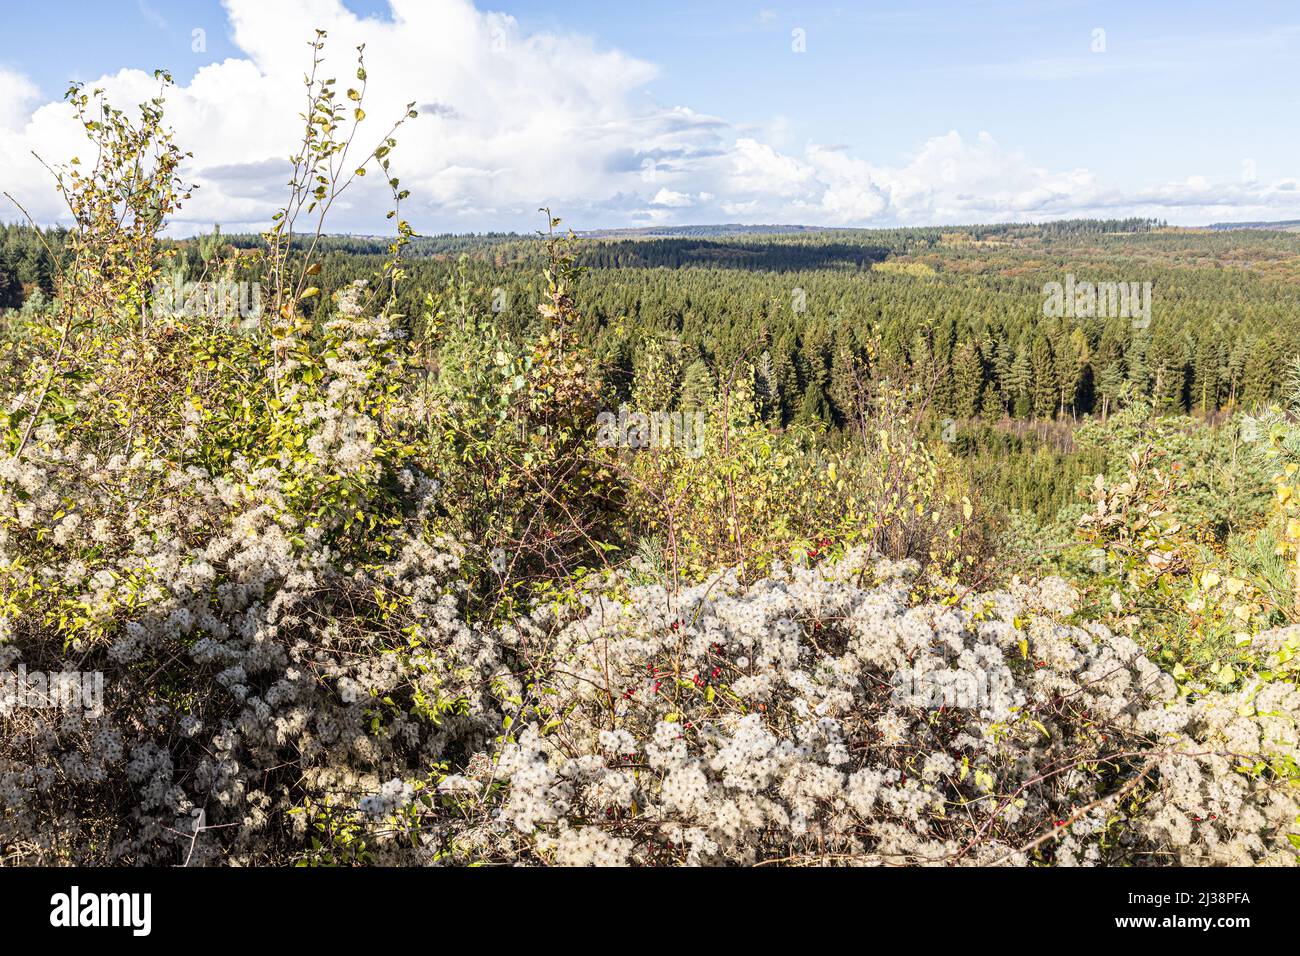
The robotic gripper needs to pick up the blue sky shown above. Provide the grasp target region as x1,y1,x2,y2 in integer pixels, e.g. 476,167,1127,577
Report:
1,0,1297,233
497,0,1300,189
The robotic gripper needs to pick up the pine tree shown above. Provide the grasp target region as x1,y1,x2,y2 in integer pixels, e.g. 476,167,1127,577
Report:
1126,331,1152,399
1097,362,1124,420
987,333,1012,416
1148,333,1188,413
1007,341,1033,419
1192,331,1221,414
798,381,832,425
1226,337,1251,409
1030,335,1056,419
952,340,984,419
1052,326,1080,418
754,349,779,422
932,316,957,413
828,329,867,427
678,357,717,412
1243,334,1282,409
0,250,23,310
772,334,800,425
1067,326,1091,417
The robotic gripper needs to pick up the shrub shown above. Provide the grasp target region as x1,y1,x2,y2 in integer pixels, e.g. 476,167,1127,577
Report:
260,550,1300,866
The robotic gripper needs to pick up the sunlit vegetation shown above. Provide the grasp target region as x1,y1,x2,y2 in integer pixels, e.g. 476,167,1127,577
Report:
1,37,1297,867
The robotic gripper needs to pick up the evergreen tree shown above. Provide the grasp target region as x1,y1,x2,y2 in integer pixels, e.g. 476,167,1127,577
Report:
952,340,984,419
754,349,779,422
1007,341,1034,419
0,250,23,310
1097,362,1124,420
678,357,717,412
1030,335,1056,419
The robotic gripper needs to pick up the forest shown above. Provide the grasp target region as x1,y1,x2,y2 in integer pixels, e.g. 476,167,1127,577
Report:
2,38,1299,870
9,214,1300,433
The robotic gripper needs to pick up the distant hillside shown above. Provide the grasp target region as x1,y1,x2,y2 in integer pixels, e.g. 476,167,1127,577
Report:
1206,219,1300,232
577,224,829,239
578,218,1162,240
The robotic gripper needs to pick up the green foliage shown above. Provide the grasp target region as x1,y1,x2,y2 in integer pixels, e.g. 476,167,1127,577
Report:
418,239,623,620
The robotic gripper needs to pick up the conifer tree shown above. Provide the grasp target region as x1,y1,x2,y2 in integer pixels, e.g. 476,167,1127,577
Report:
952,339,984,419
679,356,717,412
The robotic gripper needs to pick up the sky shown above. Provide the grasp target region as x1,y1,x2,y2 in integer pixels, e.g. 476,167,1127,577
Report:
1,0,1297,236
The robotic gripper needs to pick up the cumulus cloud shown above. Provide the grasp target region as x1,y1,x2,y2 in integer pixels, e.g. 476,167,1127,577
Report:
1,0,1298,234
0,67,41,132
651,189,696,208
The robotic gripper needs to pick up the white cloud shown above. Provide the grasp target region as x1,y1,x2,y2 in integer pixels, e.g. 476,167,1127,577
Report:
0,67,40,131
651,189,695,208
1,0,1299,234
